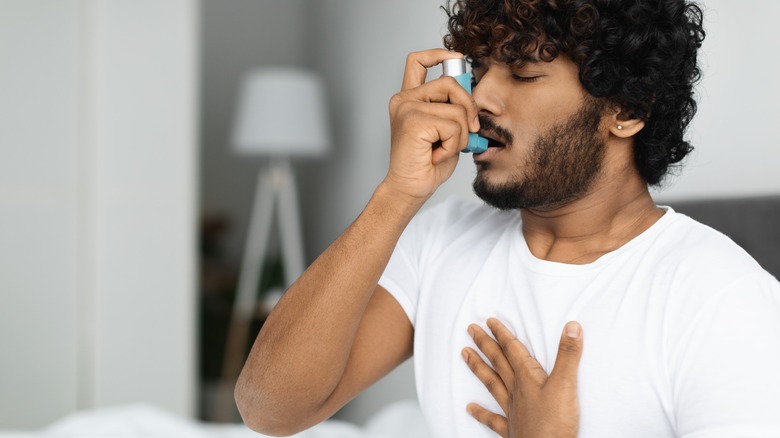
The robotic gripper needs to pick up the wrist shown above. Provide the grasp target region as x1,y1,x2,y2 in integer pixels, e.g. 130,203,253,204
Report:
372,179,428,222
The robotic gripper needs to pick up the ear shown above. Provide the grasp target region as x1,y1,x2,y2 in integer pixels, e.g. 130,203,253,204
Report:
608,107,645,138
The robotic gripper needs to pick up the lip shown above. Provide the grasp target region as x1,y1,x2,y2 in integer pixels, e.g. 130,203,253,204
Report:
473,145,503,161
473,130,506,160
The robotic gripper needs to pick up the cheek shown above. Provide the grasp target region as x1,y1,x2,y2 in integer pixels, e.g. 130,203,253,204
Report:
505,100,554,145
507,87,577,124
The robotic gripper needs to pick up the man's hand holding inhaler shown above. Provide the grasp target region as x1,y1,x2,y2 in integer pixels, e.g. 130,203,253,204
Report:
384,49,480,204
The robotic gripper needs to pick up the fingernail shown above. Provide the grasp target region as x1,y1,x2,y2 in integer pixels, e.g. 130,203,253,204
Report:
461,349,469,361
468,325,476,337
473,115,480,132
565,321,581,339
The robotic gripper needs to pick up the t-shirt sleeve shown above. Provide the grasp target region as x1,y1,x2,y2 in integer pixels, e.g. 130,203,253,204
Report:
669,272,780,437
377,206,427,328
378,198,467,327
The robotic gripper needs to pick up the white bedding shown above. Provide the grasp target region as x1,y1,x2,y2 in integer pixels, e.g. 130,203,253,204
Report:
0,401,430,438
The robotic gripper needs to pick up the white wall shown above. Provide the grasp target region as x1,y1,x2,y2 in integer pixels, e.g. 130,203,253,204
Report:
0,0,82,426
0,0,199,428
88,0,199,416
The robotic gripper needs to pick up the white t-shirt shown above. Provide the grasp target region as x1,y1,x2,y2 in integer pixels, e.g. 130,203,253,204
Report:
379,197,780,438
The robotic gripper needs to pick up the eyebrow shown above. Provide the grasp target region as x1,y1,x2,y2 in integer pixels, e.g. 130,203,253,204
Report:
469,54,543,68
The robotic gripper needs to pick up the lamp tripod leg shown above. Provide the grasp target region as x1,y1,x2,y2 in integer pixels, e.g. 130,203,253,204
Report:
276,159,306,286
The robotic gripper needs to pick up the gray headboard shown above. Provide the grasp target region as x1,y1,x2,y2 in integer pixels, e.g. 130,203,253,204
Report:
669,196,780,280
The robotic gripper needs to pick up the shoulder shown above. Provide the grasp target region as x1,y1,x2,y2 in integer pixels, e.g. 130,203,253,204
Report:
401,196,518,262
655,208,780,336
414,196,514,233
653,208,768,281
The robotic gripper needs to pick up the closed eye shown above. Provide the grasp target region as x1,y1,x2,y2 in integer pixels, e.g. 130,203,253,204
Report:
512,75,541,83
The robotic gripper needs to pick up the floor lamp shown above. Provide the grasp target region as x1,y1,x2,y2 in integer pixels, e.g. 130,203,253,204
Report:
216,67,331,421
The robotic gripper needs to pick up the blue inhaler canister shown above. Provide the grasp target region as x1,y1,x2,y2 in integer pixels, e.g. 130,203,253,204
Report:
441,58,488,154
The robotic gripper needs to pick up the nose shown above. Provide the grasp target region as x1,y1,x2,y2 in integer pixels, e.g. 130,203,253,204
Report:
471,70,504,117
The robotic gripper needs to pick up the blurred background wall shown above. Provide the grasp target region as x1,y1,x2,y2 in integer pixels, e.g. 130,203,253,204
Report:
199,0,779,424
1,0,778,430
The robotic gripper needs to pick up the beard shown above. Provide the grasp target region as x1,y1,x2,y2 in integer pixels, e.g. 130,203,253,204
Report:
473,97,607,211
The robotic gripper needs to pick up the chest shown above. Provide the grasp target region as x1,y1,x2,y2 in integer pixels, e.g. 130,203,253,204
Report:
412,253,677,437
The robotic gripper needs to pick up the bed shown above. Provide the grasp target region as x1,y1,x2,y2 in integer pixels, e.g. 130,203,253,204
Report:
0,400,430,438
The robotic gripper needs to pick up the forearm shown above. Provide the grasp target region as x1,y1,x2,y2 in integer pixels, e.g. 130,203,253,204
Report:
235,181,423,432
236,48,473,434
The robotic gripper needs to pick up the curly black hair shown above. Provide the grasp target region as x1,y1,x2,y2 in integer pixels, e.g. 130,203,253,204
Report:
443,0,705,186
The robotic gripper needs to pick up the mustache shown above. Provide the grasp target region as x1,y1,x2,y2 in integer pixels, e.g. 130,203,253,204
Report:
478,115,514,145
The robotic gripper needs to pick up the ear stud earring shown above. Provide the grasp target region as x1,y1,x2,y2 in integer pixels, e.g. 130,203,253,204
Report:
617,125,624,130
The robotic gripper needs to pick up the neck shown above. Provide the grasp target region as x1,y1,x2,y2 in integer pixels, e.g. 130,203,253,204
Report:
520,167,663,265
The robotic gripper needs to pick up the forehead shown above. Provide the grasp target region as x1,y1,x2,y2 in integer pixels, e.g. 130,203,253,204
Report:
471,52,574,72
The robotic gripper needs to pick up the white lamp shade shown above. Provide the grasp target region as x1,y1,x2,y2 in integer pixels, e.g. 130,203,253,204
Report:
231,67,331,157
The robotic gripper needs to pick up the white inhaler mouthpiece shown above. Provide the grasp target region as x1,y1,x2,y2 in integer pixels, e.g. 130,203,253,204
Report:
441,58,488,154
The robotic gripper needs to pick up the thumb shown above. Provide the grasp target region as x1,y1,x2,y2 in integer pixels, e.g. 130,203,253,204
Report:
549,321,584,385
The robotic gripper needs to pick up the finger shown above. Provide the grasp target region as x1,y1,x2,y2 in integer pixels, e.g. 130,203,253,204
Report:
462,347,510,414
401,76,473,104
412,101,471,151
486,318,531,366
391,101,468,153
401,49,464,91
431,146,460,172
549,321,584,387
400,77,479,132
424,103,469,162
406,111,465,165
430,119,465,165
486,318,547,386
466,403,509,438
468,324,515,387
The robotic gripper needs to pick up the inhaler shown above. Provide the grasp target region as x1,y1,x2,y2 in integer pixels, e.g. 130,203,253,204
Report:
441,58,489,154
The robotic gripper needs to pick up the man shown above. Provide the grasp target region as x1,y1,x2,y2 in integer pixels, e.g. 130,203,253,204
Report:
235,0,780,437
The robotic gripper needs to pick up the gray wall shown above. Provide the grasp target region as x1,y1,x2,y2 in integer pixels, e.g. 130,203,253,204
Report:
200,0,311,263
